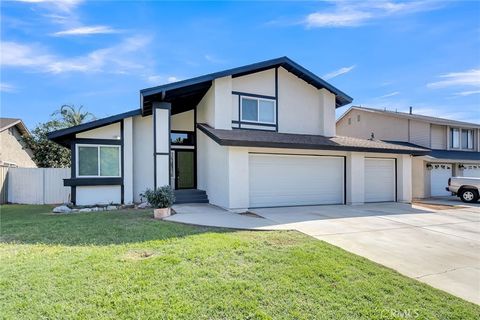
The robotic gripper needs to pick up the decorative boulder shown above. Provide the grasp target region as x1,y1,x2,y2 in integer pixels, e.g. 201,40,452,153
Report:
106,205,118,211
137,202,151,209
53,205,72,213
79,208,92,212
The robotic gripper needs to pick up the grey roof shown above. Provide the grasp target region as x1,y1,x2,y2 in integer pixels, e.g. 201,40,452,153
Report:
198,124,429,155
140,56,354,115
0,118,30,135
427,150,480,161
341,106,480,128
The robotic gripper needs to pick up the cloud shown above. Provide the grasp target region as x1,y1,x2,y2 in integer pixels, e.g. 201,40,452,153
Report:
146,75,180,85
0,36,152,74
455,90,480,96
0,83,17,93
304,1,444,28
15,0,83,13
427,68,480,89
378,91,400,98
204,54,227,64
53,25,120,36
322,65,355,80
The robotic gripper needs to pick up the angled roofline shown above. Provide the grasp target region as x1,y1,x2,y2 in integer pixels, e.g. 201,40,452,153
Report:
0,118,31,136
48,109,141,146
337,106,480,128
140,56,353,110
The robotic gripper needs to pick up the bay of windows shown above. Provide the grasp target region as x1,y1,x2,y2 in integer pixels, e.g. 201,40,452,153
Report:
77,145,121,177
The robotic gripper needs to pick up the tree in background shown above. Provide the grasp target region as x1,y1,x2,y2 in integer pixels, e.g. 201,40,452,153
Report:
23,105,95,168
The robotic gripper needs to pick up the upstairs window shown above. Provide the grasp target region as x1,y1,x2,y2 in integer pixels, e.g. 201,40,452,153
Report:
241,97,275,124
77,145,120,177
171,132,194,146
450,128,460,148
461,129,474,149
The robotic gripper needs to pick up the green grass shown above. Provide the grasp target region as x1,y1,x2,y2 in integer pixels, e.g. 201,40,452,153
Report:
1,205,478,319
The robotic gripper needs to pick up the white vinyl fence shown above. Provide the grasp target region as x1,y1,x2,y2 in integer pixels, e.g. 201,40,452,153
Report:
7,168,71,204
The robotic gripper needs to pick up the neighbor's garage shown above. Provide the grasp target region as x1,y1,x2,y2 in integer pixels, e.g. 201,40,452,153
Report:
463,164,480,178
364,158,396,202
430,163,452,196
248,154,344,207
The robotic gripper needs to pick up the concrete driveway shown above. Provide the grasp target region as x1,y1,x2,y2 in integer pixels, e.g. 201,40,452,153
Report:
252,202,480,304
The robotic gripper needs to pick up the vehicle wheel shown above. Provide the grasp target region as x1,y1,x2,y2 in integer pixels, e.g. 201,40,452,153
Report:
459,189,479,203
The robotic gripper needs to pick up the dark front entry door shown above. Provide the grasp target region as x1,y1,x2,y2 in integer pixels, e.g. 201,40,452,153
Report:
175,150,195,189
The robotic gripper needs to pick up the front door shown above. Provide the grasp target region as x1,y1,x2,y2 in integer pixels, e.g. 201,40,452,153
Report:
175,150,195,189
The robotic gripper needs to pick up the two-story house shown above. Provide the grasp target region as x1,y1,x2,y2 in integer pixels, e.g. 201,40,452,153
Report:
48,57,427,210
337,106,480,199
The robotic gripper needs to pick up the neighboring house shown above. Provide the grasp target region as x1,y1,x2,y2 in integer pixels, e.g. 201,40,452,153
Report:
48,57,427,209
0,118,36,168
337,106,480,198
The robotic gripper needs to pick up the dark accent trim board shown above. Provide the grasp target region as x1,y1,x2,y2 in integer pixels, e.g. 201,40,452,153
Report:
64,178,122,186
232,91,276,100
395,158,398,202
343,156,347,205
231,120,276,128
70,140,76,204
74,138,122,145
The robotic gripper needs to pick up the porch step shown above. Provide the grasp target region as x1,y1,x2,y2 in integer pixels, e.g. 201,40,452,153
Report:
174,189,209,204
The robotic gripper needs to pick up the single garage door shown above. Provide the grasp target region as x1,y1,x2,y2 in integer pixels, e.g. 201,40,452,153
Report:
430,163,452,196
364,158,396,202
249,154,344,207
463,164,480,178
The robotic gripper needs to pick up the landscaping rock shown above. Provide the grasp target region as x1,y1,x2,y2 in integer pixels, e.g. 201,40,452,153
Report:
79,208,92,212
53,205,72,213
106,205,118,211
137,202,151,209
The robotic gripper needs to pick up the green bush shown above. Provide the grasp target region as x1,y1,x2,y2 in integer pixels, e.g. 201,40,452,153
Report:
141,186,175,208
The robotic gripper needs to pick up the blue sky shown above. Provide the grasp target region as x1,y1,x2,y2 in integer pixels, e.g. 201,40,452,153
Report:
1,0,479,129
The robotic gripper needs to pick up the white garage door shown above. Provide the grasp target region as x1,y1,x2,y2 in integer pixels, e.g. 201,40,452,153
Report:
364,158,396,202
430,163,452,196
463,164,480,178
249,154,344,207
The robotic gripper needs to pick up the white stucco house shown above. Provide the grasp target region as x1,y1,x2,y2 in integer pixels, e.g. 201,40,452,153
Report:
337,106,480,199
48,57,427,209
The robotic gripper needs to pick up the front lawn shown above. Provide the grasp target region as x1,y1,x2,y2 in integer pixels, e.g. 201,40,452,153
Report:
1,205,478,319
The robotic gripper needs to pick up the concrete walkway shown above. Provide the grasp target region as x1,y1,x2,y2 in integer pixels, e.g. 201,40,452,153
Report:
167,204,290,230
166,201,480,304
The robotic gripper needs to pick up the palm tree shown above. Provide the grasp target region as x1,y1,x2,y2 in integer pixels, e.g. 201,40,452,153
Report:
52,105,95,127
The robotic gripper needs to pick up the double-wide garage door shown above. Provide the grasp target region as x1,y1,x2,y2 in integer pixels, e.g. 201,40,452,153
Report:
249,154,344,207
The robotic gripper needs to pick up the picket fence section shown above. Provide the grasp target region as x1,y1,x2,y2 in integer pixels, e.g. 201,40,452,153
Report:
7,168,71,205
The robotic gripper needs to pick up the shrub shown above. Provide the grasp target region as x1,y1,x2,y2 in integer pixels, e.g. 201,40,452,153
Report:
141,186,175,208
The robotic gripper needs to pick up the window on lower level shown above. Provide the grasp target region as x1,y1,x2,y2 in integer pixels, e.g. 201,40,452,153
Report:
77,145,120,177
462,129,474,149
450,128,460,148
241,97,275,124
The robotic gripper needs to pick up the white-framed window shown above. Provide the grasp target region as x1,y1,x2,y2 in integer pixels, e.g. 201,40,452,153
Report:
461,129,474,149
450,128,460,148
240,96,276,124
76,144,121,177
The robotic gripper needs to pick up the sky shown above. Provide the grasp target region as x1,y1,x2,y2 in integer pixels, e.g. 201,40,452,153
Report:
1,0,479,129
